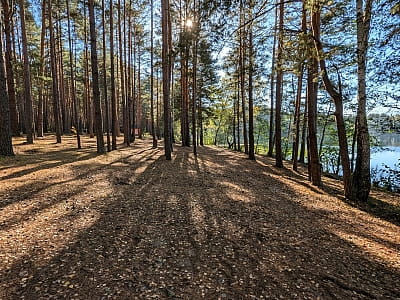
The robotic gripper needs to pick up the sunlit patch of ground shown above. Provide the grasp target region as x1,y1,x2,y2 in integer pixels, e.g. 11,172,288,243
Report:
0,135,399,299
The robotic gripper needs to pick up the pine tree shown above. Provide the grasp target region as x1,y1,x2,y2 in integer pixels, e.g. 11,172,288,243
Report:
0,22,14,156
88,0,105,154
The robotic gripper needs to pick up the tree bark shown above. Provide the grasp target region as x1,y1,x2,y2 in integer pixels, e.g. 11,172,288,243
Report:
162,0,172,160
47,1,61,143
274,0,284,168
109,0,117,150
292,4,306,171
352,0,373,201
267,4,278,158
1,0,19,136
311,3,351,196
150,0,157,148
248,20,255,160
101,0,110,151
37,0,46,137
88,0,105,154
192,0,198,155
67,0,81,149
239,0,248,155
19,0,34,144
0,21,14,156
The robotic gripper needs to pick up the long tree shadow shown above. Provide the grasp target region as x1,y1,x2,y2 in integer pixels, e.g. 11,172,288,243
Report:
1,143,399,299
321,177,400,226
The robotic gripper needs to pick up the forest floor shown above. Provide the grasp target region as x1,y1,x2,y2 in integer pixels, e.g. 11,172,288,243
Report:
0,135,399,299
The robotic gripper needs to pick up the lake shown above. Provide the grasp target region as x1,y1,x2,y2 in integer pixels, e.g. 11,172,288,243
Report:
371,133,400,191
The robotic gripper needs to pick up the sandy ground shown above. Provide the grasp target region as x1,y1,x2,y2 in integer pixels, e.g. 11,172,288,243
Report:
0,135,399,299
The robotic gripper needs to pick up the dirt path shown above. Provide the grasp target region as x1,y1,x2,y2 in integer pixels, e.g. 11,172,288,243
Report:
0,135,399,299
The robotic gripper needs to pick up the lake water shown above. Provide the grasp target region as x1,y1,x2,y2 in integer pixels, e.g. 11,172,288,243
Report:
323,134,400,191
371,134,400,190
371,146,400,170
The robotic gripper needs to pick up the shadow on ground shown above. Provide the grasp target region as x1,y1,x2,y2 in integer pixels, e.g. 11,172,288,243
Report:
1,142,399,299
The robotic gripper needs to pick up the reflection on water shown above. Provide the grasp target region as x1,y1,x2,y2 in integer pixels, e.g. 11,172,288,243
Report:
375,133,400,147
371,133,400,191
371,146,400,170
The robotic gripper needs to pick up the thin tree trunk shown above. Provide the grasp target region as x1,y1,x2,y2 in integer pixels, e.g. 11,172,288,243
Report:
126,1,133,144
299,91,307,163
199,80,204,146
37,0,46,137
248,19,255,160
57,9,68,134
138,45,143,139
292,66,304,171
162,0,172,159
156,68,161,140
83,7,94,138
307,56,322,186
239,0,248,155
318,102,332,158
67,0,81,149
233,89,237,151
274,0,284,168
268,3,278,157
0,21,14,156
101,0,110,151
192,0,198,155
2,0,19,136
150,0,157,148
292,4,306,171
351,0,372,201
236,69,241,151
118,0,127,144
88,0,105,153
19,0,34,144
311,2,351,195
110,0,117,150
48,0,62,143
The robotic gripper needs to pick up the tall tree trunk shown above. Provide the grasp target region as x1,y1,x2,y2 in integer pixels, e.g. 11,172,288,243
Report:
84,7,94,138
311,2,351,196
1,0,19,136
162,0,172,160
192,1,198,155
19,0,34,144
156,68,161,140
138,45,143,139
47,1,61,143
292,66,304,171
109,0,117,150
117,0,127,144
88,0,105,154
239,0,248,155
274,0,284,168
292,4,306,171
233,87,237,151
267,3,278,157
13,23,24,134
299,92,307,163
37,0,46,137
57,9,68,134
248,20,255,160
0,22,14,156
123,0,131,145
352,0,373,201
101,0,110,151
150,0,157,148
67,0,81,149
307,47,322,185
236,69,241,151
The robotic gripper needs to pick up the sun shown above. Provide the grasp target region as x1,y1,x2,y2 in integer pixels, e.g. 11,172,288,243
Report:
186,18,193,28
